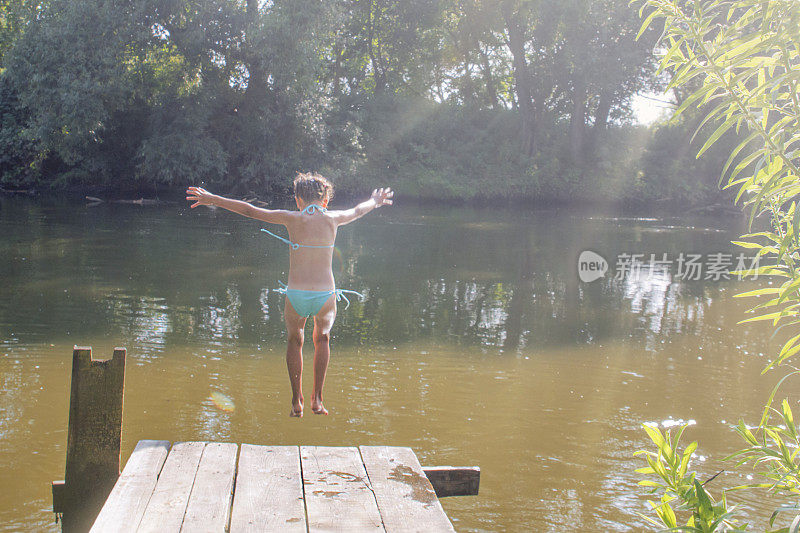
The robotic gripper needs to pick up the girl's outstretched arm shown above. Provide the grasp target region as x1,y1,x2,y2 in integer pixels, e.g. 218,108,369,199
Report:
331,187,394,227
186,186,291,225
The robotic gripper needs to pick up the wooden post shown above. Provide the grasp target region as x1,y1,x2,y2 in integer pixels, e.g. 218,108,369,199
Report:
53,346,126,532
422,466,480,497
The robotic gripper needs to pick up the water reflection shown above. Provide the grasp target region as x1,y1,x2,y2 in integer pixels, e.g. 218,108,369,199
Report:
0,198,755,355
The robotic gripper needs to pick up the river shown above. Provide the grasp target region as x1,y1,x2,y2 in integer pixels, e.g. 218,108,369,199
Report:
0,196,786,531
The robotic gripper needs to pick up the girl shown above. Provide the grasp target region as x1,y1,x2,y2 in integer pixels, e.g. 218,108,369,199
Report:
186,174,393,416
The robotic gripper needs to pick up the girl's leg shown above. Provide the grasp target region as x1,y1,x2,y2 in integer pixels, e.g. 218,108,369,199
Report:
311,295,337,415
284,298,307,417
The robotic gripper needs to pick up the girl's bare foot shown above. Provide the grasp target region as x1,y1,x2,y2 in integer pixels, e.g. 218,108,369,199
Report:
311,395,328,415
290,398,304,417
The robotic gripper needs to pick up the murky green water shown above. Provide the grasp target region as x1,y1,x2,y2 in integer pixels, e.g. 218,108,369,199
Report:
0,197,788,531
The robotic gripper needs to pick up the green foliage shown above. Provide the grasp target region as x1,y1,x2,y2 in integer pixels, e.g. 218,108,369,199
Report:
633,0,800,529
635,423,742,531
134,97,227,187
0,0,331,191
334,97,704,204
329,0,444,98
0,0,688,197
0,75,36,186
730,400,800,496
638,118,742,204
0,0,31,72
349,98,535,201
639,0,800,364
0,0,740,202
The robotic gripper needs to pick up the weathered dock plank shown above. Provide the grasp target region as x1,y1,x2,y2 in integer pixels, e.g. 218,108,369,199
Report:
89,440,170,533
360,447,454,533
181,442,238,532
137,441,205,533
229,445,306,532
301,446,384,532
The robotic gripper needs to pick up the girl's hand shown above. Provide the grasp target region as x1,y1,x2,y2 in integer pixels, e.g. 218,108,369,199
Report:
186,186,215,208
371,187,394,207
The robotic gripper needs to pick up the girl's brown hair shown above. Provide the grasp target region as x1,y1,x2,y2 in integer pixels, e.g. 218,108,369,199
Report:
293,172,334,204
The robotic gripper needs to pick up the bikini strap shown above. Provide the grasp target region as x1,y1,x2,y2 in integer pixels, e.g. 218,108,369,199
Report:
301,204,327,215
260,228,334,249
260,204,329,247
261,228,298,249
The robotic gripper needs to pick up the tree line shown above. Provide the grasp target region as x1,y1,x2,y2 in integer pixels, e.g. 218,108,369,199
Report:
0,0,737,203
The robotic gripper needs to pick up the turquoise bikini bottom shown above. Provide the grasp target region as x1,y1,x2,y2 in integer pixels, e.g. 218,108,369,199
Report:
274,282,363,318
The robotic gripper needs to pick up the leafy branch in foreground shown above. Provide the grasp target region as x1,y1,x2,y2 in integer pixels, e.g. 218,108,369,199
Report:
635,424,743,531
633,0,800,529
727,399,800,532
730,399,800,493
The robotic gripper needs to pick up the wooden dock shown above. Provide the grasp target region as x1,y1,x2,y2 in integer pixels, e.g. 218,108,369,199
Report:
51,348,479,532
89,440,471,532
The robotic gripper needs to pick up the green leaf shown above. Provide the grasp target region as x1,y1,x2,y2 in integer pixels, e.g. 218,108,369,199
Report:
738,311,789,324
734,287,782,298
777,276,800,304
697,116,737,158
760,371,800,424
643,423,666,448
637,8,660,41
731,240,766,249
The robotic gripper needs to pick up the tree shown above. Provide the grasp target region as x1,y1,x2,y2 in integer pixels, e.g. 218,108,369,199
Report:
0,0,332,190
633,0,800,528
497,0,560,156
557,0,661,161
0,0,712,201
2,0,159,183
0,0,30,71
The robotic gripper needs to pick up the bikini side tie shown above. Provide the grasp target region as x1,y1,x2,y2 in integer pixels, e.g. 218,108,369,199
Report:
333,289,364,310
272,280,290,296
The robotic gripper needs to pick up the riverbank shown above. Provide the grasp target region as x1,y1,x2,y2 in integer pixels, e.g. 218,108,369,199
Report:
0,185,742,217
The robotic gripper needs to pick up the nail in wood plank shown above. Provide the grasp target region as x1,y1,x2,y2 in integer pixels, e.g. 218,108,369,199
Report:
89,440,170,533
229,445,305,532
181,442,238,532
137,441,206,533
359,447,454,533
301,446,384,532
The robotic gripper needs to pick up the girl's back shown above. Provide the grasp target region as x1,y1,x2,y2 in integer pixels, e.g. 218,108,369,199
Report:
285,209,338,291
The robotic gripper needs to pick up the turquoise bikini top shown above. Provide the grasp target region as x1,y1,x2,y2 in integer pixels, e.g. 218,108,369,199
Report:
260,204,334,250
